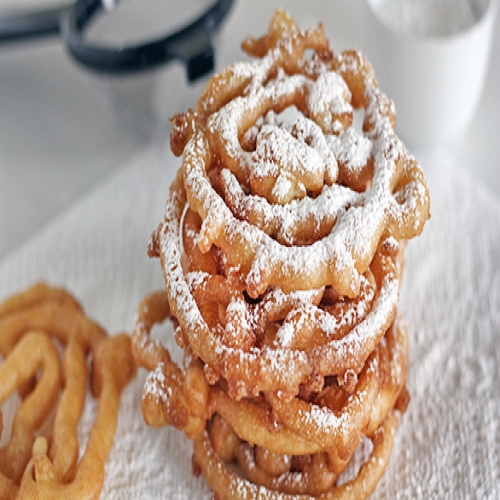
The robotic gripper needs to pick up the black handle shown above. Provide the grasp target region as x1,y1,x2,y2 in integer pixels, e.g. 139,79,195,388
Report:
61,0,233,81
0,6,67,43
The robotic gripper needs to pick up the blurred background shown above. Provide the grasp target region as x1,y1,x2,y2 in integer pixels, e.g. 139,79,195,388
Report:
1,0,499,261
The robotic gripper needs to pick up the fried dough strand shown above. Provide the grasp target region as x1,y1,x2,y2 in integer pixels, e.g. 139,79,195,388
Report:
0,283,136,499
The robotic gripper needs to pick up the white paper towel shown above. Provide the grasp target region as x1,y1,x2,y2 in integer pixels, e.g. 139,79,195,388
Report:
0,142,499,499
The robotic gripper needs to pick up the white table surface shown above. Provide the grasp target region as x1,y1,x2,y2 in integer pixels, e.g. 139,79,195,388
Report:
1,0,499,263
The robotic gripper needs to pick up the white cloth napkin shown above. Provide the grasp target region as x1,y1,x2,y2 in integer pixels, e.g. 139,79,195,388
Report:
0,142,499,499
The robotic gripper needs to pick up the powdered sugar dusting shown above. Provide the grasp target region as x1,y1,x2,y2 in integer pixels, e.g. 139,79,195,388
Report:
143,362,168,402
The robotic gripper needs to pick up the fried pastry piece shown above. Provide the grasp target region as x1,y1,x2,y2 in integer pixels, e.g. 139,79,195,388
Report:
133,284,409,498
134,9,430,500
0,283,136,499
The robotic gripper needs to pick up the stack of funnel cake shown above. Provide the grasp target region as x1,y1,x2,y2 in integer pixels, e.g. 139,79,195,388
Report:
132,10,430,499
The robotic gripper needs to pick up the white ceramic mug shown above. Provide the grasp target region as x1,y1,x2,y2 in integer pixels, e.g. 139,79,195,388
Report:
363,0,498,148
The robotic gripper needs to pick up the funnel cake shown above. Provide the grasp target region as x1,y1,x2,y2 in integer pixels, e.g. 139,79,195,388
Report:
0,283,136,499
133,9,429,499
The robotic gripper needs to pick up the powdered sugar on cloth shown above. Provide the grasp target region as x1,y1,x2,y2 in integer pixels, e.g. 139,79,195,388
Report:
0,143,498,498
